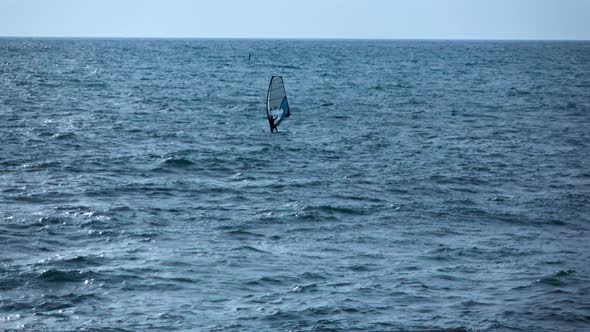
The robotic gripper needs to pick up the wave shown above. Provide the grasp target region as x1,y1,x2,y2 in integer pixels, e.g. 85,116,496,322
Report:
231,246,271,254
537,270,576,287
223,228,265,240
161,157,194,167
302,204,371,216
51,132,76,140
37,269,96,283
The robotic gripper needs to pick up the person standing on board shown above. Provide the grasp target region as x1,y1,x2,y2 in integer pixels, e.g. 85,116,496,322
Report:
268,115,278,133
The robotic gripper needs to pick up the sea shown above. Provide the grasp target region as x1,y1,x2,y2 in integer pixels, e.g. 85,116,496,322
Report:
1,38,589,332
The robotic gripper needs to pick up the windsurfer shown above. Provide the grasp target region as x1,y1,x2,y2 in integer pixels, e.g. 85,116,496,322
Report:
268,115,278,133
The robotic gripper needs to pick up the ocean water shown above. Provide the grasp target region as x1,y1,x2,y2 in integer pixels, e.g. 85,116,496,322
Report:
1,38,590,331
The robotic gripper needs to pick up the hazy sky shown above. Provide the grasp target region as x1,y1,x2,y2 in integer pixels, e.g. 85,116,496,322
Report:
1,0,589,40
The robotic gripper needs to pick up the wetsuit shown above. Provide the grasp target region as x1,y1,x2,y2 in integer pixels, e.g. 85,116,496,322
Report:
268,116,278,133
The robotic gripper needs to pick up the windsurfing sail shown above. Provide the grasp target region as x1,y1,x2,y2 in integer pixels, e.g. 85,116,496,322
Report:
266,76,290,131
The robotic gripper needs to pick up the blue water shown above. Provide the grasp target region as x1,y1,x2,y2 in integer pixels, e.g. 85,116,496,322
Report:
1,38,590,331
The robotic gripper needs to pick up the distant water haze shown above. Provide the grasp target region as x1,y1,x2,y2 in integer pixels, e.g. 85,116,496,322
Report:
1,38,589,331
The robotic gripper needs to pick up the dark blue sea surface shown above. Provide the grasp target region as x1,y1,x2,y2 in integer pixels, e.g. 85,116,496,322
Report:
1,38,590,331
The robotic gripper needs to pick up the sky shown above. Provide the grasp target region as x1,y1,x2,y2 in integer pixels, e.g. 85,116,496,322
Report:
1,0,589,40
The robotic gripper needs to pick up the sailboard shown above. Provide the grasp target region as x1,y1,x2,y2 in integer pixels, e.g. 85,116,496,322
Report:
266,76,290,132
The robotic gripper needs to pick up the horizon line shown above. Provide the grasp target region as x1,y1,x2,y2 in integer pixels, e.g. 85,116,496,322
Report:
1,35,589,42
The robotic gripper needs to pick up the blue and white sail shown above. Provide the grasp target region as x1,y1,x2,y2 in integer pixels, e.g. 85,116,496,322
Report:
266,76,290,128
